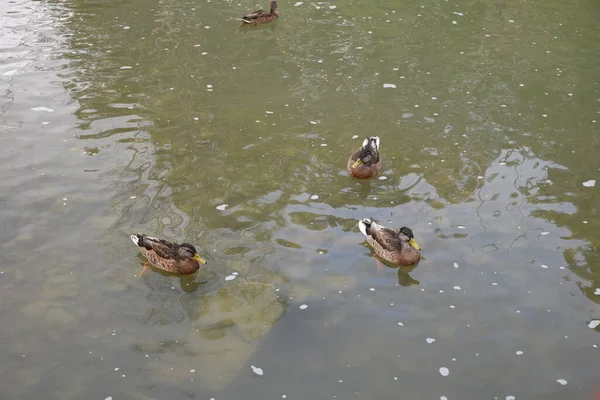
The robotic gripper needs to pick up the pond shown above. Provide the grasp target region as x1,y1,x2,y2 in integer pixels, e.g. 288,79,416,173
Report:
0,0,599,398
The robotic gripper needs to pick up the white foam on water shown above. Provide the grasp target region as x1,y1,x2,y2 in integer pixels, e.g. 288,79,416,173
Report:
251,365,264,376
583,180,596,187
383,83,396,88
31,107,55,112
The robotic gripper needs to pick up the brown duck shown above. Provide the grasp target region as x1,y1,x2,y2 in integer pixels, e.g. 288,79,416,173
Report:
130,233,207,275
240,1,279,25
358,218,421,269
347,136,381,179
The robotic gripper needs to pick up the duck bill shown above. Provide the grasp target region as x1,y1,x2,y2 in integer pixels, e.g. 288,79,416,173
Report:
193,254,208,264
408,238,421,251
351,159,363,169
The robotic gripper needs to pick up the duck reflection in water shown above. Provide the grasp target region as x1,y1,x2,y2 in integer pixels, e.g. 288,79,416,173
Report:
367,251,420,287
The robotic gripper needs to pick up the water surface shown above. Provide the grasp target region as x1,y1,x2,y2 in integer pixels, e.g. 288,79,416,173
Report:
1,0,599,399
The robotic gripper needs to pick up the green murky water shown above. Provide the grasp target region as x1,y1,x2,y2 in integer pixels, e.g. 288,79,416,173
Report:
1,0,599,398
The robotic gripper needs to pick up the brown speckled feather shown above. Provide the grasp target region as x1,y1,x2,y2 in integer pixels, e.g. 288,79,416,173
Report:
240,1,279,25
131,233,206,275
359,220,421,266
347,137,381,179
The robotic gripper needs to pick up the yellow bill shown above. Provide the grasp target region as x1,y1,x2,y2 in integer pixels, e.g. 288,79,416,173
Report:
409,238,421,251
351,159,363,169
193,253,208,264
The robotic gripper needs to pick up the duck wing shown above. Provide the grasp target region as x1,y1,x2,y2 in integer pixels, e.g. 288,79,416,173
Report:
242,9,267,20
139,235,179,260
369,223,402,252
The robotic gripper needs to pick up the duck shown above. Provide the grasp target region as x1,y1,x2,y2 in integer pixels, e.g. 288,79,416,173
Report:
347,136,381,179
239,1,279,25
130,233,207,275
358,218,421,269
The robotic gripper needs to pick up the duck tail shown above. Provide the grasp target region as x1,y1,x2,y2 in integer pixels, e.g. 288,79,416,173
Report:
130,233,142,246
372,136,380,151
358,218,372,237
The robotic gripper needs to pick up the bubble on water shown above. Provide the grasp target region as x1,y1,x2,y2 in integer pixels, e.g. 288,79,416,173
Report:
201,52,208,55
452,20,457,24
232,272,238,276
383,83,397,88
310,194,319,200
506,397,515,400
294,1,303,5
299,304,308,310
216,204,228,211
378,176,388,180
453,286,461,290
516,351,523,355
123,26,130,29
453,263,459,268
457,225,466,229
426,338,435,344
540,264,548,269
541,231,549,235
310,121,317,124
114,367,119,371
397,322,404,326
440,397,448,400
190,369,195,372
369,288,375,291
329,5,336,9
556,379,567,386
352,135,359,139
120,66,132,69
225,275,236,281
439,367,449,376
